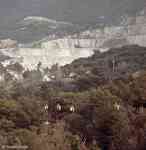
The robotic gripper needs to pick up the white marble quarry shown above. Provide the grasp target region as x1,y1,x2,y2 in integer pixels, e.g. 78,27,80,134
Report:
59,24,145,48
8,47,94,69
41,38,101,49
1,10,146,70
41,12,146,51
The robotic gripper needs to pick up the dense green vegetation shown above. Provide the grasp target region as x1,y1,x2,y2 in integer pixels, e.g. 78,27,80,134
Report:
62,45,146,90
1,45,146,150
0,69,146,150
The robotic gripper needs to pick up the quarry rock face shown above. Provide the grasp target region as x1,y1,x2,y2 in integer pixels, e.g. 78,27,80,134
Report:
1,9,146,70
0,46,94,70
33,11,146,69
12,47,94,69
41,10,146,49
41,38,100,49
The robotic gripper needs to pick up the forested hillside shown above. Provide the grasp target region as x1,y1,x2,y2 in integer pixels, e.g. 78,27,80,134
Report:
62,45,146,90
0,45,146,150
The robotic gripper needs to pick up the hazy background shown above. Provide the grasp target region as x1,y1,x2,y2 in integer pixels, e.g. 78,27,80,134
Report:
0,0,145,25
0,0,146,42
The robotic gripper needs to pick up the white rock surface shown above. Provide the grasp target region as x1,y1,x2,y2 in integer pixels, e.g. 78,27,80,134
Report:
41,10,146,49
2,47,94,69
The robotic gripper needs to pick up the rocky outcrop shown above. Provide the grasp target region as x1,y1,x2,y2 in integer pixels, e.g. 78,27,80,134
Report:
0,39,17,49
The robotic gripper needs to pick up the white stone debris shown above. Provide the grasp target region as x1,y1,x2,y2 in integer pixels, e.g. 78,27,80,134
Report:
44,104,49,110
70,105,75,112
114,102,120,111
56,104,62,111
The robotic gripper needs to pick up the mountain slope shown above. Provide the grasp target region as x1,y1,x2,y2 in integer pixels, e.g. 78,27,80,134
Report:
0,16,75,43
